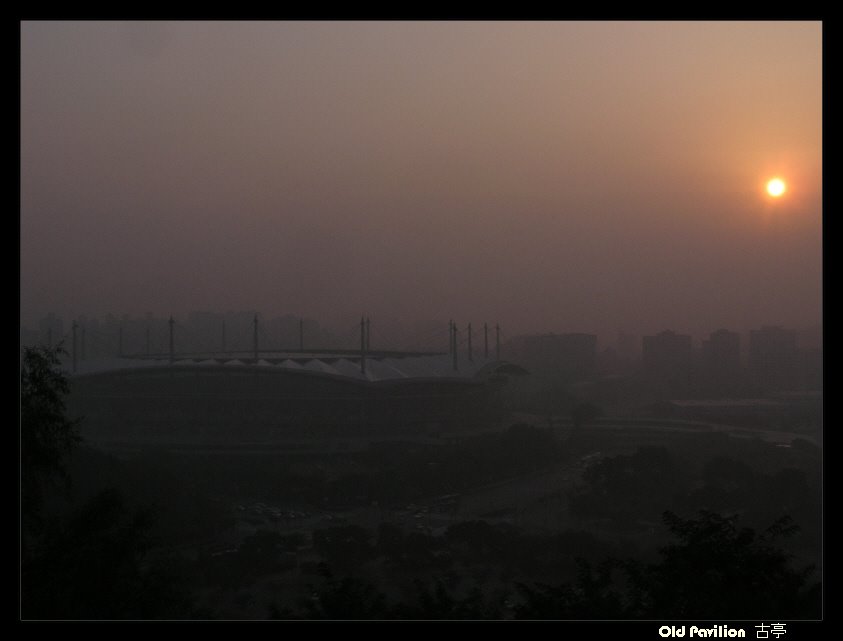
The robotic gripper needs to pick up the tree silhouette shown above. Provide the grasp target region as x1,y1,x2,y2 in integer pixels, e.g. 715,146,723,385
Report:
629,511,821,619
22,488,192,619
20,344,80,535
569,446,687,524
515,510,821,619
515,558,628,619
392,577,505,620
302,572,388,620
20,343,193,619
312,525,374,572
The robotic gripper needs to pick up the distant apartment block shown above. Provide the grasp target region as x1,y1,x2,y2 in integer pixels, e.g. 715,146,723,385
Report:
749,326,799,392
642,330,692,397
801,347,823,391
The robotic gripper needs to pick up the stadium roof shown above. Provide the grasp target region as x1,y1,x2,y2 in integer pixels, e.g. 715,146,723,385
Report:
65,352,527,384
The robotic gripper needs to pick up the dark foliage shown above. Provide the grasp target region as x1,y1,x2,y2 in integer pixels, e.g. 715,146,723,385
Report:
312,524,375,572
21,344,81,532
515,510,821,620
629,511,821,619
302,572,389,620
569,446,688,524
20,344,194,619
21,488,192,619
392,577,505,620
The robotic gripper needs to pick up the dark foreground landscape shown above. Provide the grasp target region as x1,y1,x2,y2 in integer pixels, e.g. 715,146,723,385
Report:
21,345,821,620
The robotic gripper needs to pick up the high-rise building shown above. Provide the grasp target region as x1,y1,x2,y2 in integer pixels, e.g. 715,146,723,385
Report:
801,347,823,391
642,330,692,397
748,326,799,392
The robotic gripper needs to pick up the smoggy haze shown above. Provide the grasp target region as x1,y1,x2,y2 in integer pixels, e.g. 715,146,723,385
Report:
20,21,822,341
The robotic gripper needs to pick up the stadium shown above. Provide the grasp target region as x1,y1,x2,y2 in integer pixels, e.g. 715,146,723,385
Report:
67,348,528,447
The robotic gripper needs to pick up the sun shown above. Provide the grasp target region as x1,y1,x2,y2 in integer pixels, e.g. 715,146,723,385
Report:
766,178,787,198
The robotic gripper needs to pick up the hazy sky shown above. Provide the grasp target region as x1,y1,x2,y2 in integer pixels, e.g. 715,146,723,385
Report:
20,21,822,342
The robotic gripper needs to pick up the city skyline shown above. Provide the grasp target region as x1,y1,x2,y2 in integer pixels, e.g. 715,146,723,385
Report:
22,308,823,355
